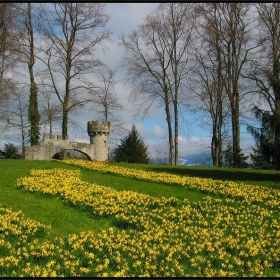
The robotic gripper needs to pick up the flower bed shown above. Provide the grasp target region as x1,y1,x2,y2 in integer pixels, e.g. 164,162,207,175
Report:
10,166,280,277
61,159,280,208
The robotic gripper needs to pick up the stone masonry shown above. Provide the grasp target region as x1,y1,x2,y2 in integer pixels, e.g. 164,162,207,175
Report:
24,120,111,161
87,121,111,162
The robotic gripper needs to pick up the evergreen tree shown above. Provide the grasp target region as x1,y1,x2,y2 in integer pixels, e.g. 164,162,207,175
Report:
0,143,20,158
249,143,274,170
113,124,149,163
223,142,249,168
28,82,40,145
223,143,234,168
248,107,280,169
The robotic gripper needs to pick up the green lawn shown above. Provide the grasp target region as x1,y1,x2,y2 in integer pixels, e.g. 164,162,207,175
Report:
1,160,211,237
0,160,110,238
109,162,280,189
0,159,279,239
1,159,280,277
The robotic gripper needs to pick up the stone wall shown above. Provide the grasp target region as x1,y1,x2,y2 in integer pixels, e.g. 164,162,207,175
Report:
91,133,109,162
24,134,95,160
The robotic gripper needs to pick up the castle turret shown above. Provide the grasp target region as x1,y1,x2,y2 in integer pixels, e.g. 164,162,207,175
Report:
87,121,111,162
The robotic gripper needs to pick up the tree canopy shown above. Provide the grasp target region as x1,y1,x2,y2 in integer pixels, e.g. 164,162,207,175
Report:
112,124,149,164
0,143,20,158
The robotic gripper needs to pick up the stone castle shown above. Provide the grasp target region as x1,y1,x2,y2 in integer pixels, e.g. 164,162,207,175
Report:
24,121,111,161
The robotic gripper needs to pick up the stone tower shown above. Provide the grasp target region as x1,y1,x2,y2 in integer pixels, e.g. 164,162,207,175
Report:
87,121,111,162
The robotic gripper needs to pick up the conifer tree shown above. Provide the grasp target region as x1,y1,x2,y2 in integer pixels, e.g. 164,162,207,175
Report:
28,82,40,145
0,143,19,158
113,124,149,163
248,107,280,169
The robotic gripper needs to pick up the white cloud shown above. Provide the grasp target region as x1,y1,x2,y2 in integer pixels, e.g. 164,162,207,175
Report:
153,125,167,138
74,138,90,144
178,135,188,143
105,3,159,36
145,129,212,158
179,136,211,156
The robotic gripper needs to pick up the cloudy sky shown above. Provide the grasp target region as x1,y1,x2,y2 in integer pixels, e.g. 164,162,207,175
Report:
74,3,215,158
95,3,254,158
1,3,255,159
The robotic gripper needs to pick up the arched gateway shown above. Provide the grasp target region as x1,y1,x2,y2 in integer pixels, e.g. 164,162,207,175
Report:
24,121,111,161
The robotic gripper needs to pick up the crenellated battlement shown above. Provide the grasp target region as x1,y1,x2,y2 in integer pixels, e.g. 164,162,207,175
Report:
87,121,111,136
43,133,69,141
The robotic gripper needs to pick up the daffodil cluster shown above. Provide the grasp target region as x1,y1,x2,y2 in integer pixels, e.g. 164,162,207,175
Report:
11,167,280,277
0,205,51,276
17,168,178,218
61,159,280,208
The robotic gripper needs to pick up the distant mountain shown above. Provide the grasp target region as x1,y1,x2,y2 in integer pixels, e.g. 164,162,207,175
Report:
150,153,212,166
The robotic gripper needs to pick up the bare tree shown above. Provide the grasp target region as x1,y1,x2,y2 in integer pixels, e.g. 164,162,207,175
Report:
0,4,19,97
5,86,29,154
36,3,110,141
217,3,257,167
193,3,257,167
190,3,228,167
92,66,125,132
15,3,40,146
38,78,61,135
153,140,169,164
120,3,195,165
0,4,21,135
190,51,226,167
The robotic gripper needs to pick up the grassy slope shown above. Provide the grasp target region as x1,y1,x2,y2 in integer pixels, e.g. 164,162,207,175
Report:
109,162,280,189
0,160,113,239
0,159,279,239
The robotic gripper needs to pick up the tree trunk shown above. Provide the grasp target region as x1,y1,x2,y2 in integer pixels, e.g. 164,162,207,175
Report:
166,104,175,165
62,104,68,140
217,105,223,167
174,101,178,165
231,77,241,167
211,124,218,166
62,148,67,160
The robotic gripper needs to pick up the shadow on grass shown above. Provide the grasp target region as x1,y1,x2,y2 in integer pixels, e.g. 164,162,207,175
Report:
146,166,280,187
